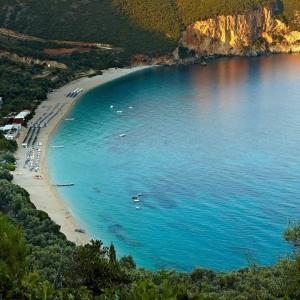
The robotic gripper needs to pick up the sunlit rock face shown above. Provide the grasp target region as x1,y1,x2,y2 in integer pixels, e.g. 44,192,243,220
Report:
181,7,300,56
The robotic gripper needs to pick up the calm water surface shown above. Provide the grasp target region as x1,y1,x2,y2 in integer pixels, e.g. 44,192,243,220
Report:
48,55,300,271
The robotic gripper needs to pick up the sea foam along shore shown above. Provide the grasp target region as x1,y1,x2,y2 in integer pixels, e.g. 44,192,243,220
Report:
13,65,152,245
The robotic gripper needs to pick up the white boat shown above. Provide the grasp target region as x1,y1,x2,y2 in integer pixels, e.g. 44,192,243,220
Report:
119,134,126,137
116,110,123,114
132,196,140,202
51,145,64,148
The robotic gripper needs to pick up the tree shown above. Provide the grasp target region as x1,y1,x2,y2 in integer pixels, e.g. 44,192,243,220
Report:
0,169,13,181
64,240,131,295
0,213,28,298
119,256,136,270
2,153,16,164
109,243,117,264
284,220,300,249
282,220,300,298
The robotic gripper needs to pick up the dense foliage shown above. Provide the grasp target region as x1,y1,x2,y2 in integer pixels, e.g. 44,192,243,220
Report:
0,58,54,118
0,180,135,299
113,0,182,40
176,0,277,25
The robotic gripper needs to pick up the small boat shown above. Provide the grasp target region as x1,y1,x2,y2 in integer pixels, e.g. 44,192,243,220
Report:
65,118,75,121
51,145,64,148
129,106,133,109
135,206,140,210
116,110,123,114
119,134,126,138
138,193,143,197
132,196,140,202
201,61,207,66
110,105,114,109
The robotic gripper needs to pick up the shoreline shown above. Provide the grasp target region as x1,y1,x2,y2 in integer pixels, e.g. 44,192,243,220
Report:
13,65,152,245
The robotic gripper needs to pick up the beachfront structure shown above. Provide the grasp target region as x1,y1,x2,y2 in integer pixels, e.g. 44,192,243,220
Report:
4,110,31,125
0,124,21,140
13,110,31,124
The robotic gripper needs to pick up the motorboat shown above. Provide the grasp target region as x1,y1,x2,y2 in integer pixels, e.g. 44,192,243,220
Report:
132,196,140,202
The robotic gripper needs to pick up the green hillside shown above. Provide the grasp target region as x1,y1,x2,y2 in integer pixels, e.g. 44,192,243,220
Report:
0,0,299,54
176,0,278,25
0,0,178,55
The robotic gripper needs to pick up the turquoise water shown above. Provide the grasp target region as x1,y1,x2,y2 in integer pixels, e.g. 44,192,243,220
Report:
48,55,300,271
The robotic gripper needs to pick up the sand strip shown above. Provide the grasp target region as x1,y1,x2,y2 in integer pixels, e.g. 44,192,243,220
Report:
13,66,152,245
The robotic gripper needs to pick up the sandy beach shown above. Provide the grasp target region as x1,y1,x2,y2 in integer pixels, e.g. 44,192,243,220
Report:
12,65,151,245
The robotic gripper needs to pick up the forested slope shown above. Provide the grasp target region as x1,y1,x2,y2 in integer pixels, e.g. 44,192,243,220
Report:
176,0,278,25
0,0,299,54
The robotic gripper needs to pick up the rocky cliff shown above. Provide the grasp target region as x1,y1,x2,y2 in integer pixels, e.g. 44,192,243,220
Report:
180,6,300,56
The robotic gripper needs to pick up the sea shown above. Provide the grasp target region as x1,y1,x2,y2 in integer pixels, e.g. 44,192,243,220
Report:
48,54,300,271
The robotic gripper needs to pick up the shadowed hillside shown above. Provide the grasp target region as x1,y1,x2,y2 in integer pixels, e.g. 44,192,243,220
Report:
0,0,177,55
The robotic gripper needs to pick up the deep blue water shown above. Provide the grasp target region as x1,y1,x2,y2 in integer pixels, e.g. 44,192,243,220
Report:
48,55,300,271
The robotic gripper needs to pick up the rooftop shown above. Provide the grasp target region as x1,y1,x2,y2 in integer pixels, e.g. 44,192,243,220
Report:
14,110,31,119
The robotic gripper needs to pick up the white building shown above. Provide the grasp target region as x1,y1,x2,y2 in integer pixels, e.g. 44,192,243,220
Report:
13,110,31,124
0,124,22,140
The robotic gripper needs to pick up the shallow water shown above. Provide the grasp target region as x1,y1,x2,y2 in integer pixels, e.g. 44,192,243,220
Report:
48,55,300,271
